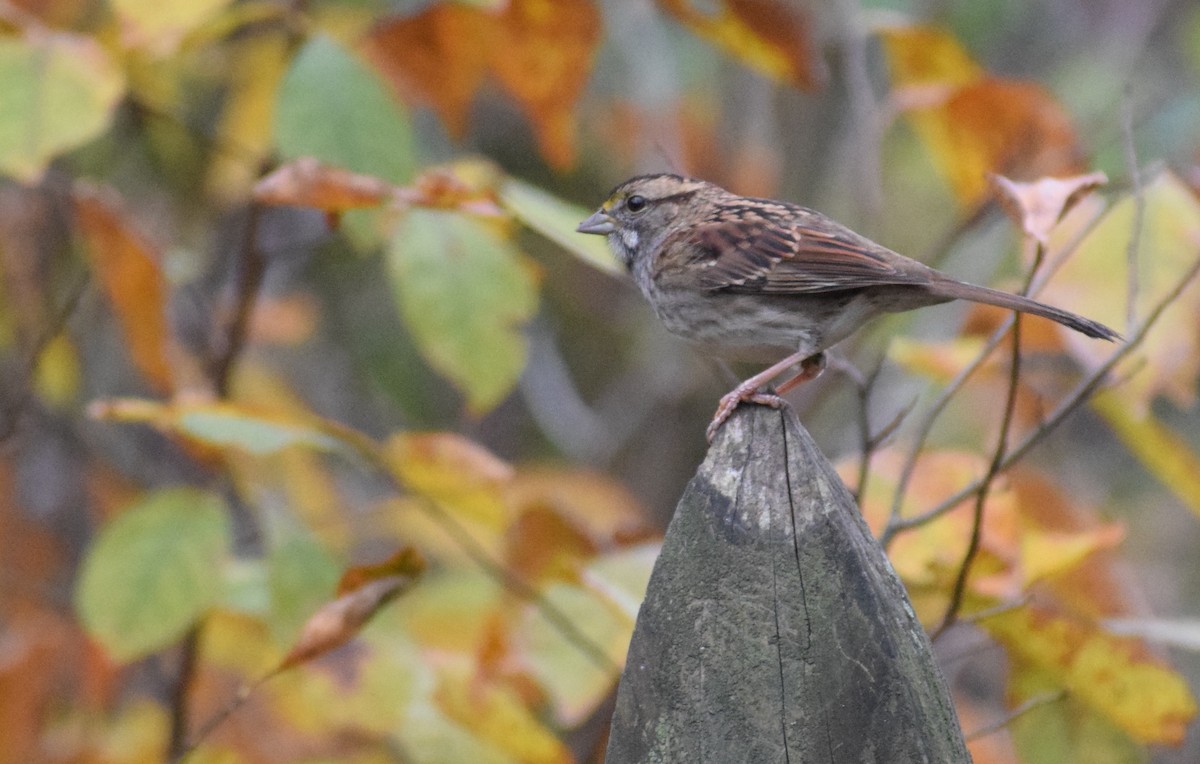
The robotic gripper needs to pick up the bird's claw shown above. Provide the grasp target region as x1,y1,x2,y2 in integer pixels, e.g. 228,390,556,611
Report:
706,388,785,443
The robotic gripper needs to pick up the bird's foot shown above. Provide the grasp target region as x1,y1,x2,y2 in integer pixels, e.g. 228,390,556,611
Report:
706,387,785,443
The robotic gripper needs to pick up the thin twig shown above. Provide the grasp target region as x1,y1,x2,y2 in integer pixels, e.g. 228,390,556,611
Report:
934,239,1044,637
965,691,1067,742
1121,89,1144,328
210,203,267,396
889,250,1200,535
934,315,1023,639
171,205,269,756
850,357,884,502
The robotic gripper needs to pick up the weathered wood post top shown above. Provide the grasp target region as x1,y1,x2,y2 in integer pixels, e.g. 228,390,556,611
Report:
606,403,970,763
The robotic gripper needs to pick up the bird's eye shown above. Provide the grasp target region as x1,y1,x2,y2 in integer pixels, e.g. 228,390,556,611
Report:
626,195,647,213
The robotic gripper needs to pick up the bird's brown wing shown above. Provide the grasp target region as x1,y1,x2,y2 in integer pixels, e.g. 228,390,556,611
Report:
672,201,934,294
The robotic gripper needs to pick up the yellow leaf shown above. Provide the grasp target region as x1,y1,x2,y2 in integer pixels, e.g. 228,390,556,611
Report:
979,606,1198,744
1044,170,1200,412
846,447,1017,623
436,671,573,764
515,582,627,725
110,0,234,55
384,432,513,525
33,333,80,407
658,0,825,89
1018,523,1124,588
888,335,987,383
1008,665,1147,764
0,33,125,183
877,23,982,88
208,31,292,200
908,79,1081,205
1091,389,1200,519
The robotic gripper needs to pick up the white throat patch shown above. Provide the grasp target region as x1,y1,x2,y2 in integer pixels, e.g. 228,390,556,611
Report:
619,228,639,252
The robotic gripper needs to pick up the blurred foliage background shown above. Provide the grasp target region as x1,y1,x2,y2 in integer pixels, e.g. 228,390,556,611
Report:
5,0,1200,762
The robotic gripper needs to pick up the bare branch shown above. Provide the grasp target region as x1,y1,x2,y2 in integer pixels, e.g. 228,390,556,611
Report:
209,203,267,397
883,210,1110,547
935,240,1044,636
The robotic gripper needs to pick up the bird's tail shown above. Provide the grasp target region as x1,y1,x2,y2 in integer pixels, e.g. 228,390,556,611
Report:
930,278,1121,341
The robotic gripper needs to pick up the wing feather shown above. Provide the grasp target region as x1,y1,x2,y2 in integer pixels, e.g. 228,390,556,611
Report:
669,201,935,294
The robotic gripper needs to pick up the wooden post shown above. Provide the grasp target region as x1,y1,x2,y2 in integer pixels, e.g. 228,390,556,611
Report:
605,404,970,763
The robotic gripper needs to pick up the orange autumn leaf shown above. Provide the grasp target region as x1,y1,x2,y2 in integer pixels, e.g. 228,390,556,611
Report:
254,157,392,211
276,549,425,672
978,605,1198,745
364,0,601,168
488,0,602,169
73,185,174,393
363,3,491,138
657,0,825,90
878,24,1081,206
918,79,1081,205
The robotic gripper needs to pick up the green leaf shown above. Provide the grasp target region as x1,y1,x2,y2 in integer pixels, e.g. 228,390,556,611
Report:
499,177,621,275
90,398,376,458
267,533,340,643
0,34,125,182
274,34,414,184
387,210,539,413
177,407,345,455
75,489,230,662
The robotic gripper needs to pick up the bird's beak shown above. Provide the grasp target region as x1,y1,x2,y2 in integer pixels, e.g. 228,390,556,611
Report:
576,210,616,235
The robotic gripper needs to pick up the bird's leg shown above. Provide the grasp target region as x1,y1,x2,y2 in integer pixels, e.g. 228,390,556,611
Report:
706,350,822,443
775,351,828,395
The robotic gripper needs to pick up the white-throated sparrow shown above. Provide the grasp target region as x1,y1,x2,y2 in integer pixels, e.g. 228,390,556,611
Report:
577,174,1120,442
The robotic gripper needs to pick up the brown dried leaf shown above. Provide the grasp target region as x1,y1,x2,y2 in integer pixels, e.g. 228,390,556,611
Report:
253,157,393,211
658,0,825,90
991,172,1108,244
336,546,426,597
73,185,174,393
488,0,602,168
276,550,425,672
